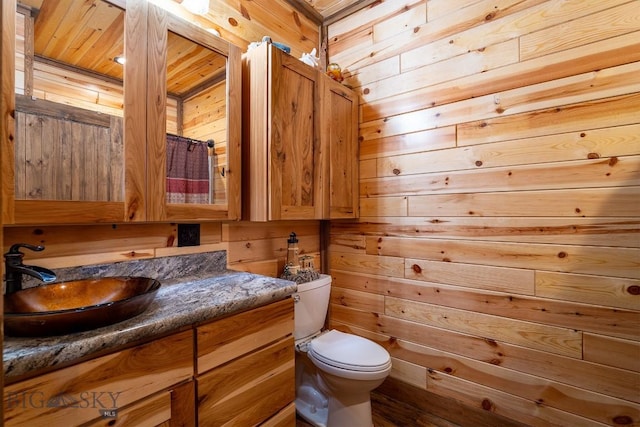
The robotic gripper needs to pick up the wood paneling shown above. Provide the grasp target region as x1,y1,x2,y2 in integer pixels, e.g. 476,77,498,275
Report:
328,0,640,425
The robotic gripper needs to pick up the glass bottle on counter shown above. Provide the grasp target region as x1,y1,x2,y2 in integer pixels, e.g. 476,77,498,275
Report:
286,232,300,274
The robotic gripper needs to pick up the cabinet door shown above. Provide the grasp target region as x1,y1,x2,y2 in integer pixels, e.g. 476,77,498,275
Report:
145,4,242,222
2,0,132,224
271,47,322,220
320,76,359,219
242,43,322,221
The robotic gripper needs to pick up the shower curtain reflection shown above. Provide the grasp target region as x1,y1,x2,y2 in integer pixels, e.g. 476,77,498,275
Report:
166,134,211,204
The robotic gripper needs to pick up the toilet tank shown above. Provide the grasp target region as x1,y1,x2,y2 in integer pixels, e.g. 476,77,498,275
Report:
293,274,332,340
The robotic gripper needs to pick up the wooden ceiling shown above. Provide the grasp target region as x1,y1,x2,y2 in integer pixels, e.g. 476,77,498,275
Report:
21,0,227,98
18,0,368,97
292,0,369,21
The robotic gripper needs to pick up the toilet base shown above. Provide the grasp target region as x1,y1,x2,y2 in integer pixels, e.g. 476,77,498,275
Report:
296,393,373,427
296,397,328,427
295,383,328,427
326,394,373,427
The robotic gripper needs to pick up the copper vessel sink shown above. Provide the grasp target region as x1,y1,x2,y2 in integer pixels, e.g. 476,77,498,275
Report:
4,276,161,337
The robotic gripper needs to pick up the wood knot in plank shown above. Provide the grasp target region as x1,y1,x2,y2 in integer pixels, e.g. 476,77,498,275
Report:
608,156,619,166
412,264,422,273
481,398,494,411
612,415,633,425
239,5,250,19
627,285,640,295
392,168,401,175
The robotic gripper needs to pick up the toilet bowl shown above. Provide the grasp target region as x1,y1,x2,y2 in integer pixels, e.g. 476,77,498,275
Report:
294,275,391,427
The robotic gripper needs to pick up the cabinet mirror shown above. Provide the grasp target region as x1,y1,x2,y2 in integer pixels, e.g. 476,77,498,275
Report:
9,0,241,223
153,7,241,221
14,0,125,204
164,29,228,207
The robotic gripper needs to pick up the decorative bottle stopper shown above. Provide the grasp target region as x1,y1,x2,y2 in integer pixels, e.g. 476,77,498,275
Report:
286,232,300,274
326,63,344,82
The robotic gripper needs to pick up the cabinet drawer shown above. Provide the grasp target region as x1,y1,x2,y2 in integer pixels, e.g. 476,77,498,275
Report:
4,330,193,427
84,391,171,427
196,298,294,374
260,402,296,427
197,336,294,426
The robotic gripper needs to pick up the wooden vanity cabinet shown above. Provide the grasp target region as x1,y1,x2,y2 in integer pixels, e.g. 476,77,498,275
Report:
242,42,359,221
196,298,295,426
3,298,295,426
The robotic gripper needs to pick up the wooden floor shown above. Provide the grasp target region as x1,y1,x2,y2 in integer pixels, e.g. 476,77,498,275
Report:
295,413,457,427
295,415,314,426
293,378,464,427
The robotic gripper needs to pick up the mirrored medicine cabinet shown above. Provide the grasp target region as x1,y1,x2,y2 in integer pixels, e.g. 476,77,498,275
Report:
2,0,241,224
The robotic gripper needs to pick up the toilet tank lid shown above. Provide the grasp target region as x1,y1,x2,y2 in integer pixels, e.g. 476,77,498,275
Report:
295,274,331,292
309,330,390,371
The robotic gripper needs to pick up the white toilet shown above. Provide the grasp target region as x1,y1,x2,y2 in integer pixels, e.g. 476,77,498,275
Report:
294,274,391,427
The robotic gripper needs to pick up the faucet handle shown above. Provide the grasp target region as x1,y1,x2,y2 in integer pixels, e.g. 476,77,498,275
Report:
8,243,45,255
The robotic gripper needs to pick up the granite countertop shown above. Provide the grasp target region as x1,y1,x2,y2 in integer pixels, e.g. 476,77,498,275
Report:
3,252,297,380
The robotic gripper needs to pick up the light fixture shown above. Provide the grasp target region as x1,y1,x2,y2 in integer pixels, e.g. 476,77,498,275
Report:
113,55,125,65
182,0,209,15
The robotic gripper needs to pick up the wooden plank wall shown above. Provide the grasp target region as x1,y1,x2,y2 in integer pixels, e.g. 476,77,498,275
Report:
2,220,321,279
326,1,640,426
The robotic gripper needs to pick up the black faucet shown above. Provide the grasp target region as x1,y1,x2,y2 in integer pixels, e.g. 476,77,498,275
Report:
4,243,57,294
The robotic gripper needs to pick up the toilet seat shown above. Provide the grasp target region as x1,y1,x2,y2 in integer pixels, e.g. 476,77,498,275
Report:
308,330,391,373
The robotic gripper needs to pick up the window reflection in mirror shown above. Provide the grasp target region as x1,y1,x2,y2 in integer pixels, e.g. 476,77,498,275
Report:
165,30,228,206
14,0,125,202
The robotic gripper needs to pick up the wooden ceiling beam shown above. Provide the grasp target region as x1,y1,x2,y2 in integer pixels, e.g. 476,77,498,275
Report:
283,0,323,26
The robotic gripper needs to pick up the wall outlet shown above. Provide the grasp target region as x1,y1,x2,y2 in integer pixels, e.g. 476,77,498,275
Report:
177,224,200,247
